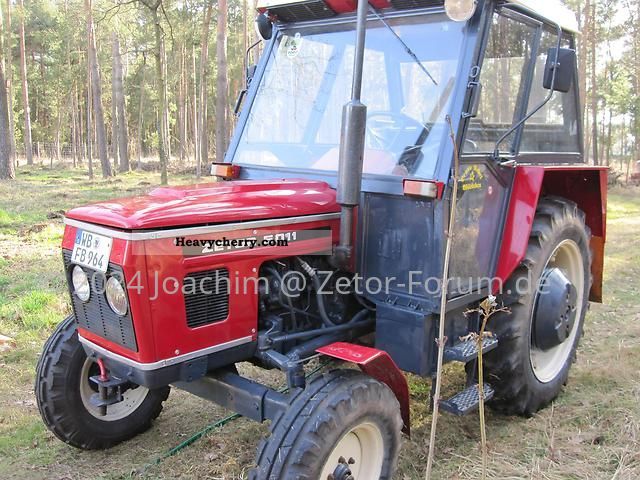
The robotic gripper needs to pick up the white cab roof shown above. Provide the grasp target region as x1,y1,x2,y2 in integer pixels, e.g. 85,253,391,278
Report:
256,0,580,33
509,0,580,33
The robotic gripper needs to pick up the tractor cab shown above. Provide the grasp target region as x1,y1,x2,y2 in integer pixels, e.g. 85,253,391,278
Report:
223,0,590,375
35,1,608,479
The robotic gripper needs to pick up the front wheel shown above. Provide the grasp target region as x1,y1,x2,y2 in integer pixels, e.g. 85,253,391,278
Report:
251,370,403,480
35,316,170,449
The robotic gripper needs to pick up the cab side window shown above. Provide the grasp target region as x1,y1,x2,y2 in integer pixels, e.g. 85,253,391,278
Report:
464,10,538,154
520,30,580,153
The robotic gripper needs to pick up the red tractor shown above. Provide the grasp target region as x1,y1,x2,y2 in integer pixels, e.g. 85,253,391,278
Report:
35,0,607,478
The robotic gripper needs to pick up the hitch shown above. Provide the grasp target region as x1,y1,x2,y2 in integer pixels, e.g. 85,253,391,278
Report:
88,358,131,416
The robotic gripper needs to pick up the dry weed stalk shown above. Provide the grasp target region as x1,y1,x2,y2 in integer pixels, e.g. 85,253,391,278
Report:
424,116,511,480
463,295,510,480
424,115,461,480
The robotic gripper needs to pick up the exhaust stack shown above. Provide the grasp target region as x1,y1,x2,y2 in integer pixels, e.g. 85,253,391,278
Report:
335,0,368,267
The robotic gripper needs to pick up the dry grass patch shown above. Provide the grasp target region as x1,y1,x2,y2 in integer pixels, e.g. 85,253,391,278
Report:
0,170,638,479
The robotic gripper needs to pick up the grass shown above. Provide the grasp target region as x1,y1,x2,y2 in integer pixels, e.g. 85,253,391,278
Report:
0,166,639,479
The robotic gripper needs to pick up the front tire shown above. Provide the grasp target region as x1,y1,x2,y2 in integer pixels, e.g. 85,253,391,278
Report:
35,316,170,449
483,197,592,416
251,370,403,480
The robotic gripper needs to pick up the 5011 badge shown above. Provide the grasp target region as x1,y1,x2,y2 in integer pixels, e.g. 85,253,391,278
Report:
71,230,113,272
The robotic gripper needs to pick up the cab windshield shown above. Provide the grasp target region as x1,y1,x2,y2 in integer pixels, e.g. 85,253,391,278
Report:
233,13,466,179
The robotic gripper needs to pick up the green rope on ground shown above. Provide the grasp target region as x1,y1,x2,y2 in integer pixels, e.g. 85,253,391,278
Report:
154,412,242,466
137,362,328,475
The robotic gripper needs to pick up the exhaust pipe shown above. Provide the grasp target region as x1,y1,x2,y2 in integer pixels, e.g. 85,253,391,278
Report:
335,0,368,268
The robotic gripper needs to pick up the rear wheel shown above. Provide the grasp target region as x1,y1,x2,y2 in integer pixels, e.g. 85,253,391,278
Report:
251,370,403,480
483,197,591,416
35,316,170,449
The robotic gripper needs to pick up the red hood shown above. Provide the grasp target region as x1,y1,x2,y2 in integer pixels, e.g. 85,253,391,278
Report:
65,179,340,230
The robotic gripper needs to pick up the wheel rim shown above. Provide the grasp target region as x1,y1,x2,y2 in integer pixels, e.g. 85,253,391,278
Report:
530,239,585,383
320,421,385,480
79,358,149,421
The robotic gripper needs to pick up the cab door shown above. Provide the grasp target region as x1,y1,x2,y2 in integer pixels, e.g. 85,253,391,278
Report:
449,7,543,297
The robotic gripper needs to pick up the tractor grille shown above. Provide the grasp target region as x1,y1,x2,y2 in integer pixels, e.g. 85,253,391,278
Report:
63,250,138,351
389,0,444,10
183,268,230,328
270,0,336,23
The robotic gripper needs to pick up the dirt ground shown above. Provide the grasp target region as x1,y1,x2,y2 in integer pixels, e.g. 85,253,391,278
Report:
1,166,639,479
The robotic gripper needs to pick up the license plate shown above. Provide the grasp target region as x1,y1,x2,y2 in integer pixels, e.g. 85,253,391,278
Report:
71,230,113,272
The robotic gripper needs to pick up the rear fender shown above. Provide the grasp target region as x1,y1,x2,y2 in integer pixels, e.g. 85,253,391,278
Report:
317,342,411,435
496,165,607,302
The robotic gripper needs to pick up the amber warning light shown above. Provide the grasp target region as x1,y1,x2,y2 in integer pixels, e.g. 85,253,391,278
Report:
403,179,445,200
211,163,241,180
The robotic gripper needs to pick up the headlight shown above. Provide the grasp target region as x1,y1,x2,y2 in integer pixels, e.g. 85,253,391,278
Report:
445,0,477,22
72,266,90,302
105,276,128,316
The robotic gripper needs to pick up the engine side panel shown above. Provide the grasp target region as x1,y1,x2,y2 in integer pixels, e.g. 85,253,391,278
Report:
63,217,340,365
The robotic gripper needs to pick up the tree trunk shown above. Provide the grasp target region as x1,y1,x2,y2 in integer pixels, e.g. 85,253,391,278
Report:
71,85,78,168
137,52,146,170
620,116,627,170
606,108,612,166
0,1,12,179
147,2,168,184
634,0,640,173
161,36,170,161
87,80,93,178
86,0,110,177
113,34,128,172
191,44,199,172
0,63,12,179
177,43,186,164
243,0,248,55
18,0,32,165
198,2,213,175
590,2,598,166
54,103,63,162
4,0,14,168
111,33,119,171
215,0,228,164
79,86,85,164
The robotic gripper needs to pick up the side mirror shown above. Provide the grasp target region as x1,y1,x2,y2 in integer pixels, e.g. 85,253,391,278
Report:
234,65,258,117
255,13,273,41
246,64,257,87
543,47,576,93
234,90,248,117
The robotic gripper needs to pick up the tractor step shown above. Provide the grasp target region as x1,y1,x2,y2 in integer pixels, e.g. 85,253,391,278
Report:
444,335,499,363
440,383,495,416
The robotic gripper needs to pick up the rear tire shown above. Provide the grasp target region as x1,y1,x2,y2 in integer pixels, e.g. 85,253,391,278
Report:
35,315,170,449
251,369,403,480
483,197,591,416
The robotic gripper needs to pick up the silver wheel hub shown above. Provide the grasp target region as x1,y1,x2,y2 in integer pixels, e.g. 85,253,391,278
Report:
321,421,385,480
530,239,585,383
79,358,149,421
533,267,578,350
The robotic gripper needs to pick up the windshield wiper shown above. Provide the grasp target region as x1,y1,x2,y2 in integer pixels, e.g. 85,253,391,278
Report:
369,6,438,86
